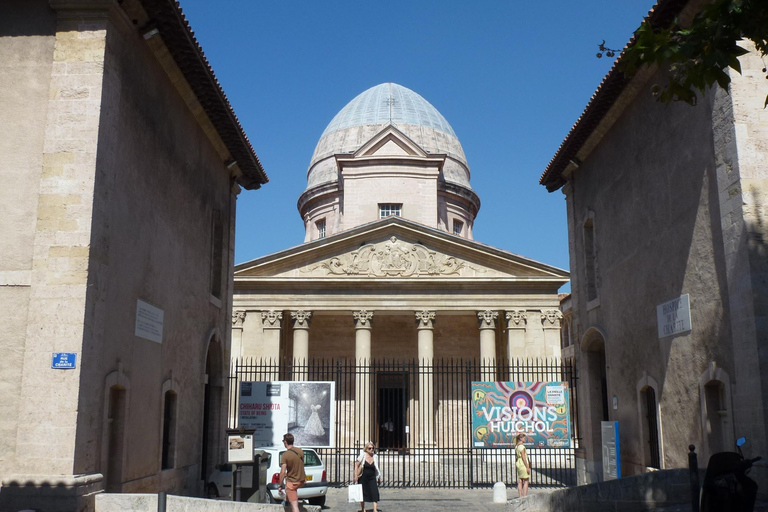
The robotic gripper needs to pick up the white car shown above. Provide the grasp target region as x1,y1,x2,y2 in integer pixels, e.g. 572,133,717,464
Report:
262,446,328,506
207,447,328,506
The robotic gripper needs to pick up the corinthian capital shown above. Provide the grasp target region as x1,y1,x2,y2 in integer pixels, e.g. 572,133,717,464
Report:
261,310,283,328
415,310,436,329
353,310,374,329
477,310,498,329
290,310,312,329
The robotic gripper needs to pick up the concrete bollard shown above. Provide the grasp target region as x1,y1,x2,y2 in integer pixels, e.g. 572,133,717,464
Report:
493,481,507,503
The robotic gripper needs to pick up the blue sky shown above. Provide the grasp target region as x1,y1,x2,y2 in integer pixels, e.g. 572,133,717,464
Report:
180,1,655,292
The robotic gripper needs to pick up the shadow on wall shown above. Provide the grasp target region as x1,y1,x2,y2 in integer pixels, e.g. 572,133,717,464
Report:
0,479,96,512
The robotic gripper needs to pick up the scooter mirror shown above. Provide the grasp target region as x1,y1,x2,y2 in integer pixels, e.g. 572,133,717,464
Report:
736,437,746,447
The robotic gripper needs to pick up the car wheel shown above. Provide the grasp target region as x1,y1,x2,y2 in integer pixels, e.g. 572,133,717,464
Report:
308,496,326,507
267,491,280,504
207,483,219,499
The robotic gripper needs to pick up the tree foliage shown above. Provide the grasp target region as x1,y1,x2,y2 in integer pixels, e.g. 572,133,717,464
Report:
621,0,768,107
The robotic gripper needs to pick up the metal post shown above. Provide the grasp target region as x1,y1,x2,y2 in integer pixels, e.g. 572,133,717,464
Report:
157,491,167,512
688,445,700,512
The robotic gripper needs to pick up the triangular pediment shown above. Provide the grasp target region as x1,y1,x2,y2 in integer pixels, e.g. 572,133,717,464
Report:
353,125,429,159
234,218,569,284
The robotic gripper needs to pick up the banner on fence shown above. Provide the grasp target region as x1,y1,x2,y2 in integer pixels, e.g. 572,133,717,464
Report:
239,381,335,447
471,381,572,448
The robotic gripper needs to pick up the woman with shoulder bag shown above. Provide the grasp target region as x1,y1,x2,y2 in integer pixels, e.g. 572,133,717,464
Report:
353,442,382,512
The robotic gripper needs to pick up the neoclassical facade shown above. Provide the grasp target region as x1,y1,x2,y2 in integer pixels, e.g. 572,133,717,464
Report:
233,84,568,445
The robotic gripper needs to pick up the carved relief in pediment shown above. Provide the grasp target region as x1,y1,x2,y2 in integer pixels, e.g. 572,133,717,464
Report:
301,236,486,278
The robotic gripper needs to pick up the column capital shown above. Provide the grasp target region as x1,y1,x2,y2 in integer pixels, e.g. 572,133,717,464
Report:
415,310,436,330
290,310,312,329
353,310,374,329
261,310,283,329
232,310,246,327
477,310,498,330
505,310,527,329
541,309,563,329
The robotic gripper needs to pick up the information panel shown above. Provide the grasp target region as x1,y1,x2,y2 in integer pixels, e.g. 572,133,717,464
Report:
470,381,572,448
656,294,692,338
601,420,621,480
239,381,335,448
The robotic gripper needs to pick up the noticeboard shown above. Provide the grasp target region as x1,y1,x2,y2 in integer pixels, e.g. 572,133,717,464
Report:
239,381,335,447
470,381,572,448
227,433,254,463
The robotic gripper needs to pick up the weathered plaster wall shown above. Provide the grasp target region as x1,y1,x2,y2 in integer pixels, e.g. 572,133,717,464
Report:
567,71,732,476
1,1,237,509
74,9,234,492
712,42,768,475
0,0,56,478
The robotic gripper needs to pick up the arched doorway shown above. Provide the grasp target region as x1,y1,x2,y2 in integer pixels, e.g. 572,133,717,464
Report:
582,327,609,476
201,335,224,482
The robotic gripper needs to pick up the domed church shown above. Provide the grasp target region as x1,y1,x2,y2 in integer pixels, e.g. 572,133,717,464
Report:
231,83,568,449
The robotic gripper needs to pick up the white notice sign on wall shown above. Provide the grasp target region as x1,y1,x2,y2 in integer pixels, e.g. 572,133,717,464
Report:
135,299,164,343
656,294,692,339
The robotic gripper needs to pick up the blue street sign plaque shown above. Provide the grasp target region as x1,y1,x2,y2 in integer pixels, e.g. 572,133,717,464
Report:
52,352,77,369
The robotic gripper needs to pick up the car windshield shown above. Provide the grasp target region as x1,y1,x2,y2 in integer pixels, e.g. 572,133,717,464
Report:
280,450,322,467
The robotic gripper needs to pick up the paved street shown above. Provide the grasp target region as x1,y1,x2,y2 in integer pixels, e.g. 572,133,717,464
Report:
320,485,539,512
317,485,768,512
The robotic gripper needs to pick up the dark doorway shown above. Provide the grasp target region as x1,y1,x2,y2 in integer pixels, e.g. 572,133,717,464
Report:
377,373,407,451
644,387,661,469
106,386,126,492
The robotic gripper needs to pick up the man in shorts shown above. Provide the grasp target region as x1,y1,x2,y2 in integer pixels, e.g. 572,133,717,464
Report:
278,433,306,512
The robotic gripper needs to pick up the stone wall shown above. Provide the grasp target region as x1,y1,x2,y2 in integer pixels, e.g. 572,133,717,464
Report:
508,469,691,512
96,493,322,512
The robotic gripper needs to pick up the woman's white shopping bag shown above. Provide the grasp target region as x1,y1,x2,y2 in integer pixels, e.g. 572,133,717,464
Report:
348,483,363,502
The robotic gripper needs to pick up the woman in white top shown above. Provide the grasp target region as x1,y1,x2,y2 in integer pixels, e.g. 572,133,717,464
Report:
353,442,382,512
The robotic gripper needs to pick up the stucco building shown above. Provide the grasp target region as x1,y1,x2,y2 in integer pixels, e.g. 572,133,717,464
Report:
232,83,569,448
0,0,266,510
541,0,768,485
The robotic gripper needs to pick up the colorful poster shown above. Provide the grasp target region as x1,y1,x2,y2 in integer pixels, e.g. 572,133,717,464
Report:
471,381,572,448
239,381,335,448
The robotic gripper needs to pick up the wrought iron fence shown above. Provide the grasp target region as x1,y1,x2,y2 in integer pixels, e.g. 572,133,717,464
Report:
228,357,578,488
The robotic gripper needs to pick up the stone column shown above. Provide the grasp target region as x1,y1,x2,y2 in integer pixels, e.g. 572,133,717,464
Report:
290,310,312,380
415,310,436,446
231,310,246,359
541,309,563,359
353,310,374,443
477,310,498,380
505,310,527,362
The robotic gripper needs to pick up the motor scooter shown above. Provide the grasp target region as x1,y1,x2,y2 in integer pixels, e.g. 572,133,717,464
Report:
700,437,761,512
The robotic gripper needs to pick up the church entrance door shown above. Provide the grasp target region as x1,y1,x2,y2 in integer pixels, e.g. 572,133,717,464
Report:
377,372,407,451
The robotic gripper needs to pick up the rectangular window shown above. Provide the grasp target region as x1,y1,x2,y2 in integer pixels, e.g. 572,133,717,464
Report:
379,203,402,218
162,391,177,469
584,219,598,302
453,220,464,236
316,219,326,239
210,211,223,300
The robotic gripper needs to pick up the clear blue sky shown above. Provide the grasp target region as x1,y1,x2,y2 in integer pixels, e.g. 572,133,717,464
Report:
180,1,655,292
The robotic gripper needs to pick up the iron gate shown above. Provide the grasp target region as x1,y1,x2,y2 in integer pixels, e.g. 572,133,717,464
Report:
228,358,578,488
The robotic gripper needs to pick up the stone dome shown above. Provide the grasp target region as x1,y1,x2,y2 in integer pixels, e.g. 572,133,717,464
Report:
306,83,471,190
